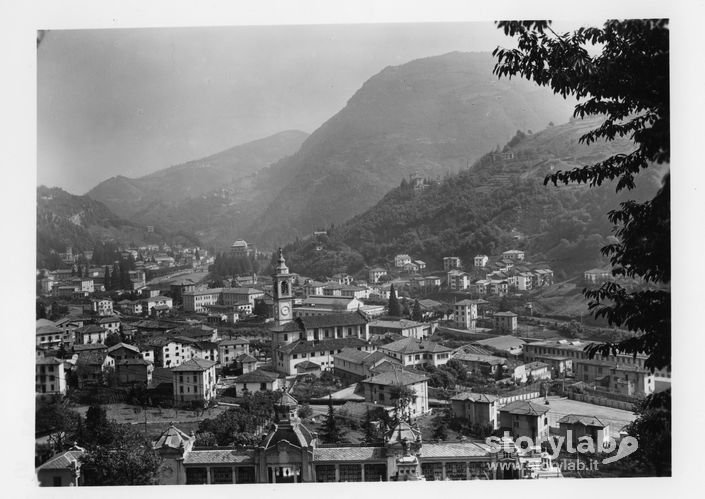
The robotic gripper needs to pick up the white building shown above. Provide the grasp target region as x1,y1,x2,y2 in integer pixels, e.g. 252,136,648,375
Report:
172,358,217,405
443,257,462,271
394,254,412,268
447,270,470,291
454,299,480,329
501,250,525,261
473,255,489,267
36,357,67,396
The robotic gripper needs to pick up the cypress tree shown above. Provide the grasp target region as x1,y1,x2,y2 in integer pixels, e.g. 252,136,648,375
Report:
103,266,111,291
320,396,344,444
412,299,423,322
388,284,401,317
112,262,120,290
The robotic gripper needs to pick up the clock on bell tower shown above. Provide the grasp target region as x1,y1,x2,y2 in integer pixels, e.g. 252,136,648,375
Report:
272,248,293,326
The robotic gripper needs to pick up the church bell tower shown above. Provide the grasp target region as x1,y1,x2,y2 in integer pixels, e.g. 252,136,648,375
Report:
272,248,293,326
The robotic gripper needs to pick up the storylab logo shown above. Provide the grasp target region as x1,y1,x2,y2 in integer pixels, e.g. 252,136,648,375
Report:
486,430,639,464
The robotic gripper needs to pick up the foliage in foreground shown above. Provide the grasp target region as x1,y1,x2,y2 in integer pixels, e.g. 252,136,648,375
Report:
494,19,670,372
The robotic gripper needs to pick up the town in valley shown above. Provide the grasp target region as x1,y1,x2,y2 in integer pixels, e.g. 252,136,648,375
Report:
34,18,671,487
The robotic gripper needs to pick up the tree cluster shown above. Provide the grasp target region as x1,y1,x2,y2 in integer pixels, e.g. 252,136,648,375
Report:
211,252,260,278
197,391,278,446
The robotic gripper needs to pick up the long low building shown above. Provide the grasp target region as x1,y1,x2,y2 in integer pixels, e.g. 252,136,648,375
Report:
152,394,498,484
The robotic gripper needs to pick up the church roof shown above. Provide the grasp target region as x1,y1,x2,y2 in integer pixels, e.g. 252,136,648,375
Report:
263,421,314,450
276,391,299,407
274,311,369,333
278,337,369,355
387,421,422,443
153,424,194,450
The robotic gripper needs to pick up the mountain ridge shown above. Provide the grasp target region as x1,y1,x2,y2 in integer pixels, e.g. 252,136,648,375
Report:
246,51,576,246
279,117,665,280
85,129,309,219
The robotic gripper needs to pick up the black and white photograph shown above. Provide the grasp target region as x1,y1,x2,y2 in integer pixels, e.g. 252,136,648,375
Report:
8,0,704,495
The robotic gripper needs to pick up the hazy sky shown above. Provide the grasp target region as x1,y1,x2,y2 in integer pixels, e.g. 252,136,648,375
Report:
38,22,519,194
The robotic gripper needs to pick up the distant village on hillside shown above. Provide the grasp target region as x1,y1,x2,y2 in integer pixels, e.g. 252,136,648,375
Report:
35,236,671,485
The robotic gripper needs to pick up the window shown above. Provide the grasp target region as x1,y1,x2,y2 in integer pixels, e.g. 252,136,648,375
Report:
180,386,184,393
237,467,256,484
316,465,336,482
53,476,62,486
445,462,467,480
364,464,386,482
212,467,232,484
422,463,443,481
185,467,208,485
339,464,362,482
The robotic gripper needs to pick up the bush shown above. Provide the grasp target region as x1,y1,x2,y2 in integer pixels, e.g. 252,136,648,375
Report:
297,404,313,419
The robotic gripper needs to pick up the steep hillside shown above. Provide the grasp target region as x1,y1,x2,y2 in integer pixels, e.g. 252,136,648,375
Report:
248,52,576,246
86,130,309,219
280,118,666,280
36,186,196,268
